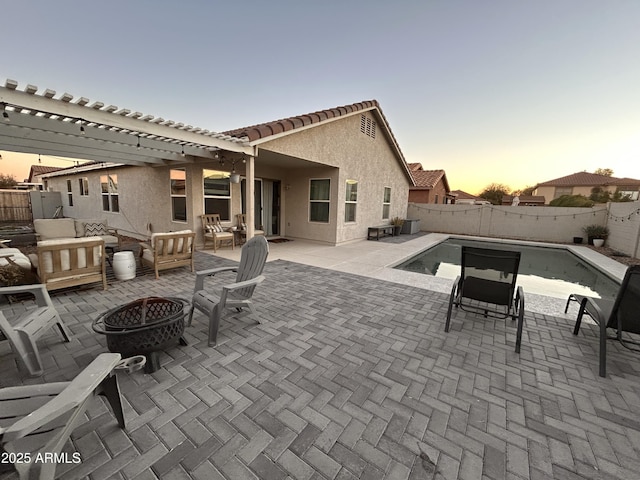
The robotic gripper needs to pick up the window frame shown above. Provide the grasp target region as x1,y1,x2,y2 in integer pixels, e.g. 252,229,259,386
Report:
344,179,358,223
79,177,89,196
170,168,188,222
66,180,73,207
203,169,232,221
100,174,119,212
382,186,391,219
309,178,331,223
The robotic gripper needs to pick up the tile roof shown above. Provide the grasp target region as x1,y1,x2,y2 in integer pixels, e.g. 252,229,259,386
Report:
410,168,447,189
224,100,382,142
28,165,63,181
408,162,423,171
537,171,640,187
450,189,479,200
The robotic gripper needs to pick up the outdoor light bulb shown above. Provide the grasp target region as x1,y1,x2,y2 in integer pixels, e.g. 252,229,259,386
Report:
80,124,85,135
181,146,185,157
136,136,141,150
2,105,8,122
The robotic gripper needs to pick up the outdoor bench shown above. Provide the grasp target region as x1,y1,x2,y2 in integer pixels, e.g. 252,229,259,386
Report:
367,225,394,240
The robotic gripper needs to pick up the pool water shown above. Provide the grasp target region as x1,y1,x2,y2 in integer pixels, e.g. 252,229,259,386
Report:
394,238,620,300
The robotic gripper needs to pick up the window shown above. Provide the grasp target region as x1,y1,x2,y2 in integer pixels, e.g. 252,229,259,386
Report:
101,174,119,212
66,180,73,206
309,179,330,223
382,187,391,219
79,177,89,196
345,180,357,223
554,187,572,199
618,190,639,201
435,194,439,204
203,169,231,221
171,168,187,222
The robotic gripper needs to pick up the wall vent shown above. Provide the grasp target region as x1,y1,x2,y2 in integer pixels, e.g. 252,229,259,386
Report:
360,114,376,139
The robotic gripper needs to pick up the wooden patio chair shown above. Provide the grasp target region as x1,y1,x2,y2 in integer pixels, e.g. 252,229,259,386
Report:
201,214,234,252
0,284,72,376
235,213,265,244
187,235,269,346
568,265,640,377
139,230,196,279
445,246,525,353
0,353,129,480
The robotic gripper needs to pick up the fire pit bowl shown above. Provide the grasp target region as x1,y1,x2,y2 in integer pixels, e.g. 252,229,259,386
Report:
93,297,189,373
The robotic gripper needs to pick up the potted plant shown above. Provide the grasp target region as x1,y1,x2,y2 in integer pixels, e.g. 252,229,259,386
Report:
391,217,404,236
582,224,609,247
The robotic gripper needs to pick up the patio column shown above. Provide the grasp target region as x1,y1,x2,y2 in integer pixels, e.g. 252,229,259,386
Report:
246,154,255,239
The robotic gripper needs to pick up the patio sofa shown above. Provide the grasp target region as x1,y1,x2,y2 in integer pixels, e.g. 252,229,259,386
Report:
33,218,120,246
35,237,107,291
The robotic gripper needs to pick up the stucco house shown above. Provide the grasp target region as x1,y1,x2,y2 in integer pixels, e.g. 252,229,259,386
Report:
37,100,414,246
534,171,640,204
407,164,453,204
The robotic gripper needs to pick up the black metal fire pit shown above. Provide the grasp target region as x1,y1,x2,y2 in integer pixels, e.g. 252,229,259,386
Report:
93,297,188,373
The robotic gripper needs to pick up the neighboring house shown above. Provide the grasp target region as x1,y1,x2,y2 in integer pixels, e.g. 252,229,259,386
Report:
41,100,414,246
407,164,453,204
449,190,490,205
501,195,545,206
534,172,640,204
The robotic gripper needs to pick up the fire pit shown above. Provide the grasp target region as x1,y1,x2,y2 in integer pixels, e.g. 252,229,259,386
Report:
93,297,188,373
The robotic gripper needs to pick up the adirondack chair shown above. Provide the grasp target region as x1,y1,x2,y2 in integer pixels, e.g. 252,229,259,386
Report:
0,284,72,376
187,235,269,346
445,246,525,353
568,265,640,377
0,353,127,480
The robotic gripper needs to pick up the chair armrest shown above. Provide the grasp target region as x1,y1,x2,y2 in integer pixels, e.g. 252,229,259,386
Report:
220,275,265,305
0,353,121,441
223,275,265,292
0,284,51,307
579,296,606,323
515,286,525,314
194,266,237,291
139,242,152,252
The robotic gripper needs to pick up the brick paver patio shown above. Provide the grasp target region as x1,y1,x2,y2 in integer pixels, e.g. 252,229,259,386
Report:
2,251,640,480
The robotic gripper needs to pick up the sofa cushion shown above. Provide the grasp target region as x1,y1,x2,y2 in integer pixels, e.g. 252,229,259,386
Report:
34,218,77,240
0,248,31,269
74,219,107,237
37,237,103,274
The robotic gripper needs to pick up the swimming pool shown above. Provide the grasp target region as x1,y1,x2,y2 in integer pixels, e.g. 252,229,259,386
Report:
394,238,620,300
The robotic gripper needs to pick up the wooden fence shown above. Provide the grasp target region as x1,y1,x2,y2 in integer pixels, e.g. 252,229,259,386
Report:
0,190,32,223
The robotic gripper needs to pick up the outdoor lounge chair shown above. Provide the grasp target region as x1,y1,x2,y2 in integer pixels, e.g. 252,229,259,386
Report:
0,284,72,376
0,353,130,480
445,246,525,353
567,265,640,377
201,214,234,252
187,235,269,346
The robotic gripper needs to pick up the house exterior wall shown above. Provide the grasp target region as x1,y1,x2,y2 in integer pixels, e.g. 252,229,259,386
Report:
536,185,618,203
256,112,410,244
44,113,411,246
408,180,448,204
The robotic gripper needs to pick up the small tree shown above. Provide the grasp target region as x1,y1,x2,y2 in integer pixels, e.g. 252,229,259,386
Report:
0,173,17,189
479,183,511,205
594,168,613,177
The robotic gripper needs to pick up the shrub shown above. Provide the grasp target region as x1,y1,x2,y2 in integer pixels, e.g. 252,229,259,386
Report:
549,195,594,207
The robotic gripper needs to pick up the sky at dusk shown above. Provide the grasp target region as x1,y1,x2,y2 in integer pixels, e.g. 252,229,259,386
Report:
1,0,639,194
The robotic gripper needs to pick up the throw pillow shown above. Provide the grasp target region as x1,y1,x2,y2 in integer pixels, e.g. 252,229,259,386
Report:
213,225,223,233
84,222,108,236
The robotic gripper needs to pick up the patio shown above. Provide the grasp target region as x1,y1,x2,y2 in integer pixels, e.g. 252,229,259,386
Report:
2,240,640,480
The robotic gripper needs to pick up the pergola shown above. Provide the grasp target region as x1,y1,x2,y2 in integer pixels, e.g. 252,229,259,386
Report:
0,79,259,237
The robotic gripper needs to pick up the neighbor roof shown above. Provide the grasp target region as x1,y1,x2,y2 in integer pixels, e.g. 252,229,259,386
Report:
410,168,449,191
28,165,63,182
537,171,640,187
450,190,479,200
